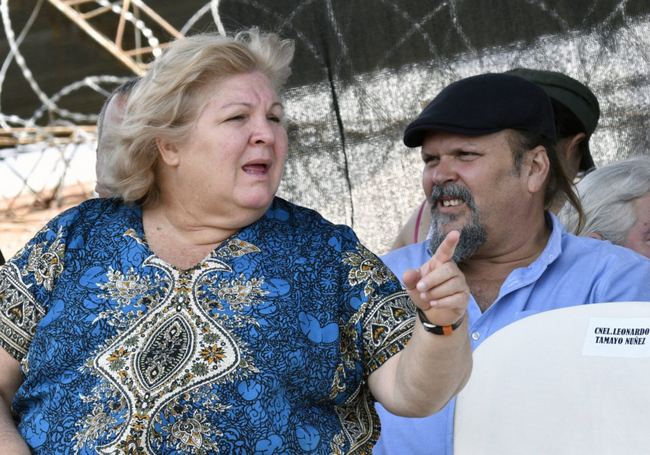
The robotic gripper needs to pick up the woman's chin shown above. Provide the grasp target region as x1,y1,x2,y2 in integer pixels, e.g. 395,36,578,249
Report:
238,192,277,211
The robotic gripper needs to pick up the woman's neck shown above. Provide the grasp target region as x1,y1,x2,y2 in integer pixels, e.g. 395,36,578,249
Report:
142,203,240,271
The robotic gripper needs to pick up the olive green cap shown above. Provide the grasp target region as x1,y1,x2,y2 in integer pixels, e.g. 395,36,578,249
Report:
507,68,600,171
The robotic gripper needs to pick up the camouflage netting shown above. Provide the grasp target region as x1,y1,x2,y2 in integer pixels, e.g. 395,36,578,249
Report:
2,0,649,254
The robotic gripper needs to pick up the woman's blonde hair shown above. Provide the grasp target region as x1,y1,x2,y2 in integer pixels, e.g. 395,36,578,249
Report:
99,28,295,205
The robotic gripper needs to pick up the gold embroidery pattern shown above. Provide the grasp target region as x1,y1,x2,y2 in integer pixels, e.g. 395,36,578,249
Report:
22,226,66,292
330,386,378,455
213,274,268,311
216,239,261,259
331,246,412,455
362,292,414,374
0,262,47,359
342,245,392,297
0,227,64,359
74,238,263,454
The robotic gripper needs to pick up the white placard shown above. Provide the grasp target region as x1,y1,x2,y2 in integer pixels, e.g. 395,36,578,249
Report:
583,317,650,358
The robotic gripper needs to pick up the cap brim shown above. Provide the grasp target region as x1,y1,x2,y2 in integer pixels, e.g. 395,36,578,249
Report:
404,123,506,148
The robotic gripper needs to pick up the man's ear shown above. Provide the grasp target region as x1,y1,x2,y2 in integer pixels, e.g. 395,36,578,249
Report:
156,138,181,166
587,232,604,241
563,132,586,178
526,145,550,194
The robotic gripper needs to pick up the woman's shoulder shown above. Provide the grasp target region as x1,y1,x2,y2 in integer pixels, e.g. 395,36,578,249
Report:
268,198,354,234
15,198,137,253
43,198,134,230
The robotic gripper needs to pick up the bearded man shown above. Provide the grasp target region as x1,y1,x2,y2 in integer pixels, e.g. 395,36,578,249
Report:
374,73,650,455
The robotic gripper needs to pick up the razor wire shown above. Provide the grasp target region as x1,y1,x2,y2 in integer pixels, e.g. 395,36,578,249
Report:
0,0,200,222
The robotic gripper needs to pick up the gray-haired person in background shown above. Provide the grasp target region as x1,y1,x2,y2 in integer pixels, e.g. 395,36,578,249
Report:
95,77,140,198
559,156,650,259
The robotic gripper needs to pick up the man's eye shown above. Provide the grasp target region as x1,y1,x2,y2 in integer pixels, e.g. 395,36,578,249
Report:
268,115,282,122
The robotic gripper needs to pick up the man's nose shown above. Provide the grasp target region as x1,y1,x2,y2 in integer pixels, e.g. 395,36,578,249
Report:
431,157,457,186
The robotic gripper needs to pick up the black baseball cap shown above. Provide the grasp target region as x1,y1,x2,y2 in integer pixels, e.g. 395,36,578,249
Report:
404,73,556,148
506,68,599,172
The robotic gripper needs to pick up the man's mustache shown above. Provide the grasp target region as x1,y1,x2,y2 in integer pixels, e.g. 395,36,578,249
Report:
429,185,474,207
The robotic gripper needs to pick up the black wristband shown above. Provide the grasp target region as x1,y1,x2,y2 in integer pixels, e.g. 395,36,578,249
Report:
416,308,465,335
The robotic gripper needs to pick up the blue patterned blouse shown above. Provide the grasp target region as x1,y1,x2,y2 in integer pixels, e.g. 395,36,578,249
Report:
0,197,414,455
